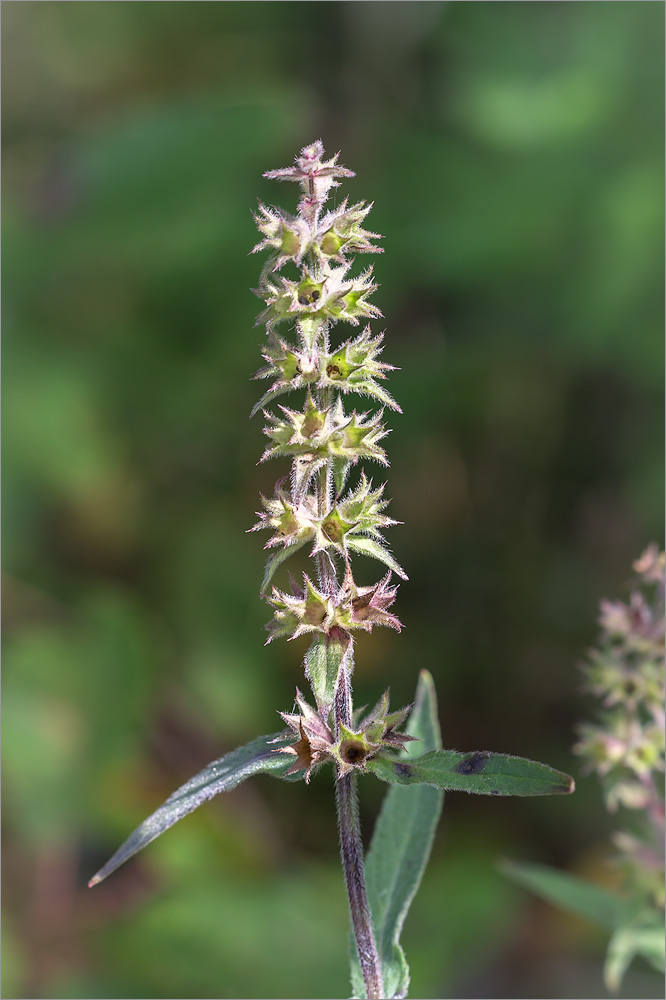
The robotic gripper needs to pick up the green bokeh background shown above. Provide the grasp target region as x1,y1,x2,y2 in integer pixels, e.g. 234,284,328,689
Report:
3,3,663,998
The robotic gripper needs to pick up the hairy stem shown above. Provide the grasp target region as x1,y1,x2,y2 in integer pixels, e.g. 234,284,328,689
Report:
335,665,384,999
315,371,337,597
336,773,384,1000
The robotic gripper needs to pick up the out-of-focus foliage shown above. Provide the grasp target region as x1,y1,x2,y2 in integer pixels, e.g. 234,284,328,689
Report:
504,547,665,994
2,3,663,998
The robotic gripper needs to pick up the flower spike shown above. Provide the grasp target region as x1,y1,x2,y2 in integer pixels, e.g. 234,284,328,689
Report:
251,141,404,751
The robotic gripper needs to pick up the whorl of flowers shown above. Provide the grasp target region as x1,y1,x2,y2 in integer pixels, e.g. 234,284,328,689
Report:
575,545,665,907
250,141,408,779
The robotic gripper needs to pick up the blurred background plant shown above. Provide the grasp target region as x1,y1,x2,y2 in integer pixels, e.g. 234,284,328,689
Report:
503,546,664,993
2,3,664,998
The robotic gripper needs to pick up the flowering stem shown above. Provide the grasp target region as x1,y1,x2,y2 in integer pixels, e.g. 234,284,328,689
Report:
315,379,336,598
336,771,384,1000
250,145,400,991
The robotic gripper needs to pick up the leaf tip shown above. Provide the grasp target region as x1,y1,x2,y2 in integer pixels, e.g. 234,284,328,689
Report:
416,668,436,694
553,772,576,795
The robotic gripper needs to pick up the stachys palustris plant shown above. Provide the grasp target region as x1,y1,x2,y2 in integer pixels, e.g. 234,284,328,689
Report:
89,141,574,1000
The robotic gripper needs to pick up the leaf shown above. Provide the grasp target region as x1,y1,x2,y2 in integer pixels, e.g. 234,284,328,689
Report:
251,387,285,420
332,454,351,497
261,539,308,593
88,732,293,886
499,859,628,930
348,379,402,413
292,454,326,501
346,536,408,581
367,748,574,797
296,316,321,353
351,670,443,1000
500,861,665,991
304,633,350,713
605,911,666,991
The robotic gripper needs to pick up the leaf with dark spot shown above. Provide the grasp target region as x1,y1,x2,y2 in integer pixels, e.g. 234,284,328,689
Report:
456,752,490,775
367,748,575,797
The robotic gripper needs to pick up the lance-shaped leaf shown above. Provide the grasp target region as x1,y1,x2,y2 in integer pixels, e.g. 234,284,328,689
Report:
367,748,575,796
305,629,352,714
332,454,352,497
605,912,666,990
346,536,408,581
88,732,294,887
351,670,443,1000
499,859,630,930
499,859,665,991
261,539,309,594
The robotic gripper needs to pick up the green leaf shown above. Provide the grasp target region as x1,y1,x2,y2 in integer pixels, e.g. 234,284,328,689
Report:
500,861,665,991
346,536,408,580
296,315,322,353
332,454,351,497
351,670,443,1000
348,379,401,413
88,732,293,886
304,633,349,712
605,911,666,991
251,381,299,418
260,539,308,594
367,749,574,797
499,859,628,930
292,454,326,500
